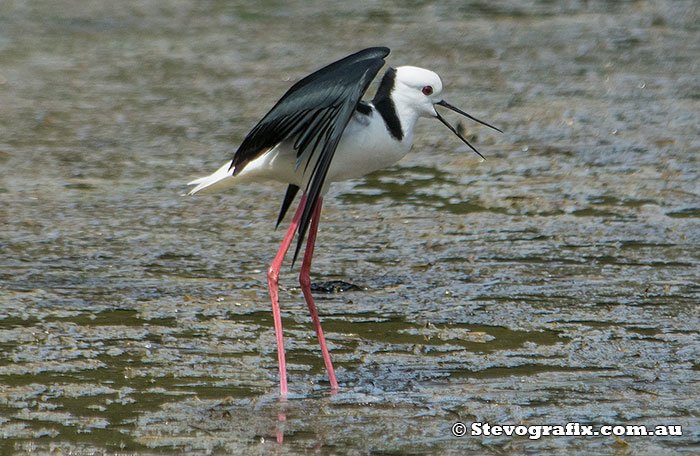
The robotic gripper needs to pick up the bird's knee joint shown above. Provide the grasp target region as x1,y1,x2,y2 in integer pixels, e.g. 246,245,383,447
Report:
267,266,279,284
299,273,311,289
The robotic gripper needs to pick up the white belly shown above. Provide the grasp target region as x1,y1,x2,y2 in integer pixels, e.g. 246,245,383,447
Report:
243,109,411,188
188,108,413,195
327,110,412,182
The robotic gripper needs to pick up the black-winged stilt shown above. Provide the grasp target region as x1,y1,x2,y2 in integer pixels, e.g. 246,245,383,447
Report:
188,47,501,396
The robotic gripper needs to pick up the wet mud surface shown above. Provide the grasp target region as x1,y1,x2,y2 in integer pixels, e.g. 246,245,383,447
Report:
1,0,699,454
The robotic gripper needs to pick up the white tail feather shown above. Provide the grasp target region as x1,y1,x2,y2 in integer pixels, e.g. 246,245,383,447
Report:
187,144,288,195
187,160,237,195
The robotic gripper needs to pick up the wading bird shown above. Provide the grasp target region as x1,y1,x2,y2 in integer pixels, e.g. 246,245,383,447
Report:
188,47,501,396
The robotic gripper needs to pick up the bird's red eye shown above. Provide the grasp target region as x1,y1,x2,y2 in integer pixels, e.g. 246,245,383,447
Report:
422,85,433,96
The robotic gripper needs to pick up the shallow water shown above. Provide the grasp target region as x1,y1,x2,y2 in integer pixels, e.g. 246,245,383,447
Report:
1,0,699,454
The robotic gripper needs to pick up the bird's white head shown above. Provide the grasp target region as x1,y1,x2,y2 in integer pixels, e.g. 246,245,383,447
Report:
393,66,443,118
390,65,502,159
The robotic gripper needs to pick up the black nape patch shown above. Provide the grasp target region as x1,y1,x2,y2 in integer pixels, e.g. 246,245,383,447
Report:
372,68,403,141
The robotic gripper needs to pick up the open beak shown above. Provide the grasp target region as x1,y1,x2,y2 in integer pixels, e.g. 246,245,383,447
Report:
434,100,502,160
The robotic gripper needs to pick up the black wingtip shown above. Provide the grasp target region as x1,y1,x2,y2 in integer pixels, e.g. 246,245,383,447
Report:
276,184,300,229
289,196,313,269
358,47,390,59
290,237,303,269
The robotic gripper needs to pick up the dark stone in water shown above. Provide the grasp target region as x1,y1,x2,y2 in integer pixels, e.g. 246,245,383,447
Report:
310,280,362,293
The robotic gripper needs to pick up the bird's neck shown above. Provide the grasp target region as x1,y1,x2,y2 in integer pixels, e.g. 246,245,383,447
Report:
372,68,417,145
389,92,420,145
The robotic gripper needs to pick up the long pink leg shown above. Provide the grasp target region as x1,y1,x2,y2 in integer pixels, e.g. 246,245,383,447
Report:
298,197,339,390
267,193,308,397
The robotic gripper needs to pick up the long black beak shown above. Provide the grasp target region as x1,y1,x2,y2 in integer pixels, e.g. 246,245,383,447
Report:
434,100,502,160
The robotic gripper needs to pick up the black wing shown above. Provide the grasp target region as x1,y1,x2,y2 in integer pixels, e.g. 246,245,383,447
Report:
230,47,389,266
